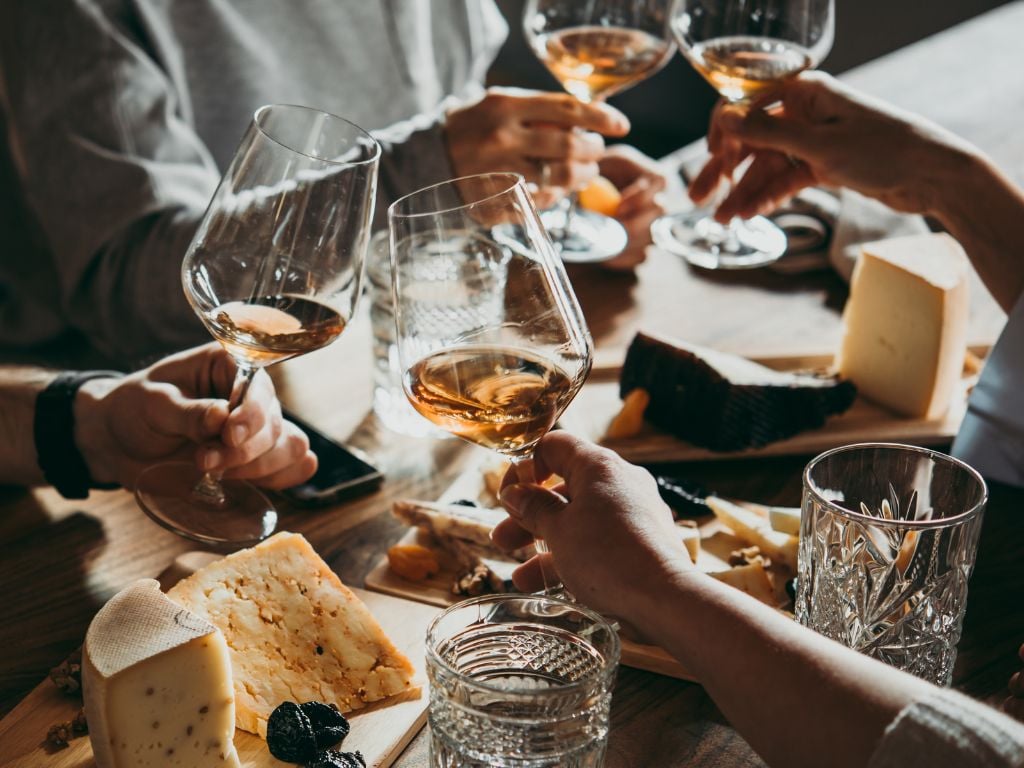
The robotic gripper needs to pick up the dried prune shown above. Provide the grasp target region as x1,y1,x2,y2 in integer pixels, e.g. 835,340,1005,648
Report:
300,701,350,750
308,750,366,768
267,701,317,763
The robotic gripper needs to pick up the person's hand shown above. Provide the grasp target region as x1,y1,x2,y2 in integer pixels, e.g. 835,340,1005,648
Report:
445,87,630,208
689,71,979,223
74,343,317,490
596,145,668,271
491,432,690,619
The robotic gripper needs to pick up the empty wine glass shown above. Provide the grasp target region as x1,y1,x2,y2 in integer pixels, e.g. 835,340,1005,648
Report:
524,0,676,263
652,0,835,269
135,104,380,546
389,173,593,590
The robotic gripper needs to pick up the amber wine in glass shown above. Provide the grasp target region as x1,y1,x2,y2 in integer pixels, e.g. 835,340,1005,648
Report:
390,174,592,588
652,0,834,269
135,104,379,546
524,0,674,263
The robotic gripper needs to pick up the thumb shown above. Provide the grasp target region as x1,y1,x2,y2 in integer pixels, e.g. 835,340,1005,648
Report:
499,483,568,538
147,386,230,444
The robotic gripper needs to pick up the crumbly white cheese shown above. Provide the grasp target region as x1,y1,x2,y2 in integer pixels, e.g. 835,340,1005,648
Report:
838,233,969,418
167,532,416,738
82,579,241,768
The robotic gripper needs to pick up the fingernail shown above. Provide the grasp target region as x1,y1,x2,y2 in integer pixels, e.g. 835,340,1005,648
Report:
499,485,526,518
231,425,247,446
202,448,223,471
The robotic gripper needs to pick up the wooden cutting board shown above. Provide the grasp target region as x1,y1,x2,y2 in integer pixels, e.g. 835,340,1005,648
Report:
560,350,986,463
362,455,761,683
0,555,439,768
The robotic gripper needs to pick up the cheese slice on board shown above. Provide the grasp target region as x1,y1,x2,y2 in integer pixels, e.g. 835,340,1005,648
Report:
167,532,417,738
838,233,969,418
82,579,241,768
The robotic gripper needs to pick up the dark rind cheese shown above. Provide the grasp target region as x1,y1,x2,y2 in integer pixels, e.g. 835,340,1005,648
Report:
620,332,856,451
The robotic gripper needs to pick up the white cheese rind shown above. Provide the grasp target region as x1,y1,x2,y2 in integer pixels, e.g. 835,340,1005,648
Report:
167,532,417,738
838,233,969,418
83,580,240,768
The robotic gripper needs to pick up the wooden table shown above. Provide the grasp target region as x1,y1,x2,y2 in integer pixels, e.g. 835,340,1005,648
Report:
2,4,1023,766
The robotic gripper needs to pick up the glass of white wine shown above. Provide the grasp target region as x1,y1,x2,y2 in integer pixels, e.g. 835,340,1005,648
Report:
389,173,593,589
523,0,676,264
652,0,835,269
135,104,380,546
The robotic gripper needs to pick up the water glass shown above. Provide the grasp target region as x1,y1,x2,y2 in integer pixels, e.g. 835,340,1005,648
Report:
796,443,987,686
426,594,620,767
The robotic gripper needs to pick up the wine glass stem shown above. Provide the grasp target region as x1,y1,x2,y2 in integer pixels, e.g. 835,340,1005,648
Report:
509,452,560,593
191,364,257,507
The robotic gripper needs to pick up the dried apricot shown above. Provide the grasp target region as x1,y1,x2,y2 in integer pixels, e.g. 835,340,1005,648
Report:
578,176,622,217
387,544,440,582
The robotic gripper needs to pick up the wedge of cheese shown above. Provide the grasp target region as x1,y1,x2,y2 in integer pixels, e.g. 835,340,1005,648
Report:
83,580,241,768
167,532,416,738
707,496,799,571
838,233,969,418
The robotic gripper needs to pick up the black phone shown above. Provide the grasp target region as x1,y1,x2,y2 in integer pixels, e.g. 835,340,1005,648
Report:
279,410,383,506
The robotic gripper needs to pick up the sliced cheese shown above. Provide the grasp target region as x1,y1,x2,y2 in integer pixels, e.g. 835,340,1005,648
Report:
768,506,802,536
838,233,969,418
707,496,799,571
676,521,701,563
82,580,240,768
709,562,776,606
167,532,416,738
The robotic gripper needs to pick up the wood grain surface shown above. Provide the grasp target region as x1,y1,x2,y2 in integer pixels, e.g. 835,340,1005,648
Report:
2,6,1024,767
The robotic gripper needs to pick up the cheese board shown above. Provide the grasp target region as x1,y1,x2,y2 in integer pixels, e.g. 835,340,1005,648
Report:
559,348,987,464
0,552,439,768
364,454,786,683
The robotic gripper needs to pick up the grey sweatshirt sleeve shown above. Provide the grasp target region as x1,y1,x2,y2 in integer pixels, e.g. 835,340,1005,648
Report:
869,688,1024,768
0,1,216,363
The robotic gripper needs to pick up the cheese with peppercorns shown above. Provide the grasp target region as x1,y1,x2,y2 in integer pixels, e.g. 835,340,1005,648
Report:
82,579,241,768
167,532,416,738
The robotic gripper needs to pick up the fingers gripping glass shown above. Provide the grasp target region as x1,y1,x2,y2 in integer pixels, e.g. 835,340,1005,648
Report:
651,0,835,269
523,0,675,263
389,173,593,592
135,105,380,546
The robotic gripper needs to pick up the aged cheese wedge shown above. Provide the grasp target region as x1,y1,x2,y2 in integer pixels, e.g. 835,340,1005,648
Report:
167,532,416,738
393,499,535,562
709,562,776,606
838,233,969,418
620,332,856,451
707,496,799,571
82,579,241,768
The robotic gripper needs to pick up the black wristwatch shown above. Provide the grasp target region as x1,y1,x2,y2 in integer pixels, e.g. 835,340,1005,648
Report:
34,371,124,499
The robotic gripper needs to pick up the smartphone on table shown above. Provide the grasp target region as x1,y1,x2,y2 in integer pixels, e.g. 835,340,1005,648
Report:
279,410,383,506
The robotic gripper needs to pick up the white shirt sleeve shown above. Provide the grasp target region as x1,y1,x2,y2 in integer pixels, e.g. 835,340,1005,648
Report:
952,291,1024,487
869,688,1024,768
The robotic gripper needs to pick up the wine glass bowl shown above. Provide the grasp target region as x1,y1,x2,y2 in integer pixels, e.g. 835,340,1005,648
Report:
523,0,675,264
389,173,593,463
136,105,380,546
652,0,835,270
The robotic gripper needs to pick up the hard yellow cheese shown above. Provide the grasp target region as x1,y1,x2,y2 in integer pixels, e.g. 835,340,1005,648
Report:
82,579,241,768
838,233,969,418
167,532,417,738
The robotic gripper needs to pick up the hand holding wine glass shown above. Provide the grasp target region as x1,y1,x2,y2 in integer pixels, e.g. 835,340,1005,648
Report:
389,173,593,589
523,0,675,263
652,0,835,269
135,104,380,546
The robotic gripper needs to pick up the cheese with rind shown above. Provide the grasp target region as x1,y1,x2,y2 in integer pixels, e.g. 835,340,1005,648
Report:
167,532,416,738
838,233,969,418
82,579,241,768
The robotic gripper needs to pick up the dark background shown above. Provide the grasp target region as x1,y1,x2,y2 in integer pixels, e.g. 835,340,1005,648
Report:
488,0,1011,158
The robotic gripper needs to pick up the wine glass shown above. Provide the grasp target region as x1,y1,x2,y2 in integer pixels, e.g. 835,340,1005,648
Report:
389,173,593,589
135,104,380,546
523,0,676,263
651,0,835,269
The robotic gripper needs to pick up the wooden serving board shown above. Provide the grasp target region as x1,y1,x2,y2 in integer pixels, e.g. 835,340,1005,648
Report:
560,349,987,464
363,454,751,683
0,556,439,768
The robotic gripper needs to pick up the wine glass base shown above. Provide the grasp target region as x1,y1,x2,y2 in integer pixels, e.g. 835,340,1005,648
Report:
652,210,787,269
540,206,628,263
135,462,278,547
